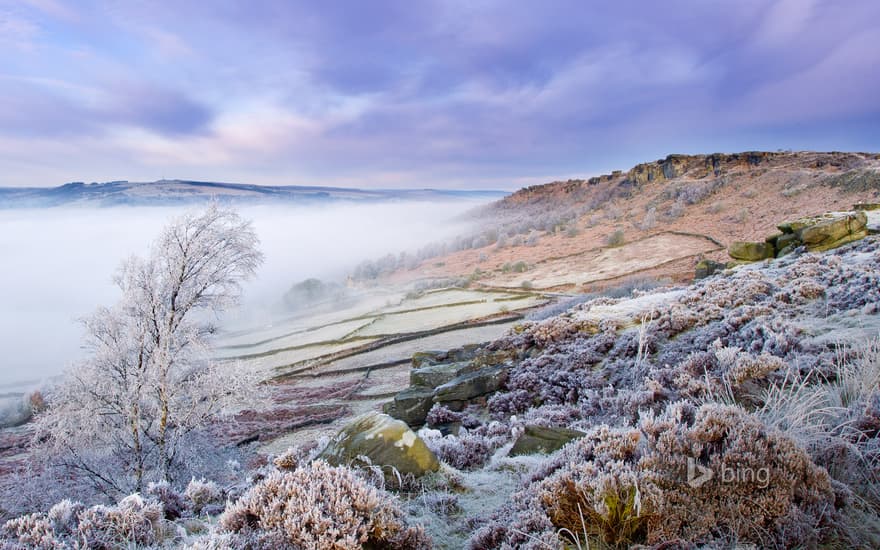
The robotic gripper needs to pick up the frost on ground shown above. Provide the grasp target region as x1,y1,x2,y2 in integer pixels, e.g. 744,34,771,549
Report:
3,237,880,549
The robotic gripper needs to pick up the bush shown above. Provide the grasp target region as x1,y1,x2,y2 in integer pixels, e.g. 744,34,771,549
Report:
471,404,839,548
2,494,167,550
185,478,223,515
76,495,164,549
605,229,625,247
217,461,429,549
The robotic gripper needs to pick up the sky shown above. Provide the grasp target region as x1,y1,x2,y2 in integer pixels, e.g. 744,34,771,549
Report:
1,0,879,190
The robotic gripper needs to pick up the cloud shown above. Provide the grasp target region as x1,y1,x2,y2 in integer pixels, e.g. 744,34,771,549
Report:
0,0,878,188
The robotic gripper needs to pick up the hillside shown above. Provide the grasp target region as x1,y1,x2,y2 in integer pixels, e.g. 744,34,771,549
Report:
383,151,880,290
0,180,506,208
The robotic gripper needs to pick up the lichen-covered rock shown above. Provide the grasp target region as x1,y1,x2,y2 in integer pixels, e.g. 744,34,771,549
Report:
797,211,867,250
433,366,508,403
318,412,439,479
775,211,869,253
509,425,586,456
728,240,774,261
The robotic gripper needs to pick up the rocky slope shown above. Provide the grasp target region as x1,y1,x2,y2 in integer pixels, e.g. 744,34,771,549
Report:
386,151,880,291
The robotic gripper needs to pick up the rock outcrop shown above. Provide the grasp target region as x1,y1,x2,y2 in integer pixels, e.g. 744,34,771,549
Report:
384,345,516,428
728,210,869,263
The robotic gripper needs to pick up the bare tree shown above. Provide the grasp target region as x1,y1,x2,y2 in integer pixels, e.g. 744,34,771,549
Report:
35,204,264,496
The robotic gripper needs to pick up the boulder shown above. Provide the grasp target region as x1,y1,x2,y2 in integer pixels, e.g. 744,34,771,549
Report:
509,425,586,456
387,386,435,427
318,412,439,480
694,259,726,280
728,241,774,261
411,362,470,388
797,212,867,251
433,366,508,403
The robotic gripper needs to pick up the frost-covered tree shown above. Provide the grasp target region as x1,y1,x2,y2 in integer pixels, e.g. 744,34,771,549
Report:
35,204,264,496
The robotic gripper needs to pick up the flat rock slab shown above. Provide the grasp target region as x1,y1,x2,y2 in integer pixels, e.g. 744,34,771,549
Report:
411,361,471,388
509,425,587,456
433,365,508,403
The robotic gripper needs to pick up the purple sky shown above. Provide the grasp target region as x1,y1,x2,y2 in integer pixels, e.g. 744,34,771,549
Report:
1,0,879,189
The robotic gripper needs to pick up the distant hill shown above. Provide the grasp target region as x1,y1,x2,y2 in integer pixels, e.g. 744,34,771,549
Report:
0,179,508,208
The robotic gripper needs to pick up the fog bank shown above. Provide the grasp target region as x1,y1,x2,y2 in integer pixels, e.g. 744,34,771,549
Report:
0,200,483,388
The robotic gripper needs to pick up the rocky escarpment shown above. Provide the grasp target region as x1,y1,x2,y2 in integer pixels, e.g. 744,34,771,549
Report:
495,150,879,211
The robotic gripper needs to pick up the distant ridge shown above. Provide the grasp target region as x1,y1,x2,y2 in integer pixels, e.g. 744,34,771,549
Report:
0,179,508,208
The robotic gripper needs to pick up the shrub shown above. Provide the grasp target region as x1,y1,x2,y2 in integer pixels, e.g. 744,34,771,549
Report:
147,480,186,520
217,461,429,549
2,513,59,549
185,479,223,515
1,495,166,549
471,404,839,548
76,495,164,549
605,229,625,247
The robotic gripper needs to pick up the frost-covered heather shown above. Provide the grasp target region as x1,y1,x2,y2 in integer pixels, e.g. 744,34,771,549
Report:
4,237,880,548
424,238,880,547
210,460,429,549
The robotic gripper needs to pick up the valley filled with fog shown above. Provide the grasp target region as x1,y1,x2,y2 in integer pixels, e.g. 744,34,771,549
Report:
0,200,484,389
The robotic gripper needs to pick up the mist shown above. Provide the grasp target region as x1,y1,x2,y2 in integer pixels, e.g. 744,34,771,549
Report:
0,200,485,389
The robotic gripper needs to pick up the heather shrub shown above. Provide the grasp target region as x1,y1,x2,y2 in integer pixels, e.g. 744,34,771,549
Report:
1,494,166,549
45,499,84,538
422,424,511,471
184,478,223,515
638,403,837,546
471,404,840,548
1,513,59,549
217,460,429,549
146,480,186,519
75,495,165,549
